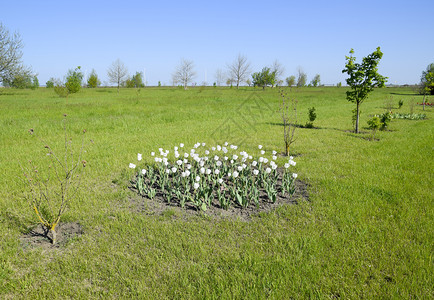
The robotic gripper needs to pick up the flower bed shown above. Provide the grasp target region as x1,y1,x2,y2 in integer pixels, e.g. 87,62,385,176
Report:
129,143,298,211
391,113,426,120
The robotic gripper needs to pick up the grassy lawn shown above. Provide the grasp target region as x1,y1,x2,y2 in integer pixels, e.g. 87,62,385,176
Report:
0,86,432,298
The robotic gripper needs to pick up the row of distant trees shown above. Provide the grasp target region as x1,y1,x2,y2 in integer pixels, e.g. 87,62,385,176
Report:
1,22,433,95
173,55,323,90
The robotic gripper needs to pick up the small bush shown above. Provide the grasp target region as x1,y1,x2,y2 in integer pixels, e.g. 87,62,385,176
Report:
305,107,317,128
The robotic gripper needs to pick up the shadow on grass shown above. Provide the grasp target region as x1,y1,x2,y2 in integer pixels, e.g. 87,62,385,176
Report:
266,122,324,130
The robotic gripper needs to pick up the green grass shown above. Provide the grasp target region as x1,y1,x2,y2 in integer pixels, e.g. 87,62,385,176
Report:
0,86,432,298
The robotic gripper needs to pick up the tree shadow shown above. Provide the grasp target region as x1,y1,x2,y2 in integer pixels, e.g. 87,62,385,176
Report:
266,122,324,130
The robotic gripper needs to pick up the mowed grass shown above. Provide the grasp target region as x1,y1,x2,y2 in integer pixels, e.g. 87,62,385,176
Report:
0,86,432,298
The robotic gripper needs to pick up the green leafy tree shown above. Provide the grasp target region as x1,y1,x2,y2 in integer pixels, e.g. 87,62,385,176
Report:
420,63,434,96
342,47,387,133
65,66,84,94
10,73,31,88
286,75,295,87
31,75,39,89
310,74,321,87
46,78,54,88
126,72,145,88
252,67,276,90
87,69,101,88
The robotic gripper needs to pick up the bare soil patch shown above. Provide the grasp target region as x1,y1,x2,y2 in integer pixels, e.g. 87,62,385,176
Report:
20,222,83,250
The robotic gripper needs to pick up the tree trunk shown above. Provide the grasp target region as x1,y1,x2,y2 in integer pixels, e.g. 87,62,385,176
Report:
422,94,426,111
50,228,57,245
355,102,360,133
285,142,289,156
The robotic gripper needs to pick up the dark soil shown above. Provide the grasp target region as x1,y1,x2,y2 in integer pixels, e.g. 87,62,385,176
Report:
128,178,310,221
20,222,84,250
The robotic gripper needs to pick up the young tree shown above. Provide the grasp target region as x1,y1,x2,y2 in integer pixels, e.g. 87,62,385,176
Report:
87,69,101,88
296,68,307,87
65,66,84,94
107,59,128,92
0,23,32,85
227,54,251,89
286,75,296,87
342,47,387,133
420,63,434,95
310,74,321,87
252,67,276,90
172,59,196,90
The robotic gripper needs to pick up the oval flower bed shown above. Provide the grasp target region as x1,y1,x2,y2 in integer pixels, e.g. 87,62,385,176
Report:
129,142,298,212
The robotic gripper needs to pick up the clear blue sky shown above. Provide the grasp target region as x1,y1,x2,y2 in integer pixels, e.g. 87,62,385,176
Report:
2,0,433,86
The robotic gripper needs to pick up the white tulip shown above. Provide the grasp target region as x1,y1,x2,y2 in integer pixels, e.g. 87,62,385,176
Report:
233,171,239,178
253,169,259,175
292,173,298,178
171,167,177,173
137,153,142,161
194,182,199,189
265,167,271,174
141,169,147,175
195,176,200,182
258,145,263,149
260,150,265,155
129,163,136,169
252,161,257,167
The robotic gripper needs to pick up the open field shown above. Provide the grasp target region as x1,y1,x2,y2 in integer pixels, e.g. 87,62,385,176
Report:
0,86,432,298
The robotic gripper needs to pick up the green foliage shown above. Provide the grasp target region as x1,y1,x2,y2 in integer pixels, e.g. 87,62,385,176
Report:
420,63,434,95
367,116,381,140
342,47,387,133
251,67,276,90
285,75,295,87
10,73,31,88
305,107,317,128
310,74,321,87
31,75,39,90
337,82,342,87
126,72,145,88
158,81,161,87
87,69,101,88
45,79,54,88
53,79,69,98
65,66,83,94
398,99,404,109
379,112,391,130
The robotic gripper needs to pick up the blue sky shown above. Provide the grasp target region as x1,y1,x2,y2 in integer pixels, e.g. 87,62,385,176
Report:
2,0,433,86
